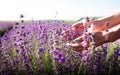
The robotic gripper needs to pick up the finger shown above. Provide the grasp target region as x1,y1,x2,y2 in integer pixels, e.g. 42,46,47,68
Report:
72,47,88,52
72,47,84,53
73,36,83,43
61,29,70,35
61,29,71,38
74,47,88,50
72,19,88,29
66,42,88,53
72,22,83,29
66,42,83,48
64,29,71,33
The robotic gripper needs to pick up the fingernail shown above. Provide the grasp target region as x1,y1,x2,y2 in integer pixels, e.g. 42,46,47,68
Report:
73,39,79,42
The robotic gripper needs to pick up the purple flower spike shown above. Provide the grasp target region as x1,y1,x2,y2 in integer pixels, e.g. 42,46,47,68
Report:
20,14,24,18
93,64,97,70
50,50,54,54
105,22,109,27
86,17,90,22
38,47,45,53
20,49,26,54
58,57,65,63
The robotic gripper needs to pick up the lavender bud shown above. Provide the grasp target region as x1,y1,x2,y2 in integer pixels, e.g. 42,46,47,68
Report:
20,14,24,18
105,29,109,32
15,22,19,25
86,17,90,22
105,22,109,27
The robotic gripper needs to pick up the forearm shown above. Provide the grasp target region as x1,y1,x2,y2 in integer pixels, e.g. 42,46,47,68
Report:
103,25,120,43
93,10,120,31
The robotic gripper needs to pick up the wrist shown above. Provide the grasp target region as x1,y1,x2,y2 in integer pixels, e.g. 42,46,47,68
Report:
88,19,103,32
102,25,120,43
91,17,114,31
93,18,107,31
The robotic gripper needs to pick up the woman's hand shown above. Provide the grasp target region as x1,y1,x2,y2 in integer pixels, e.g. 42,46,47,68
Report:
62,18,94,41
66,25,120,53
62,10,120,53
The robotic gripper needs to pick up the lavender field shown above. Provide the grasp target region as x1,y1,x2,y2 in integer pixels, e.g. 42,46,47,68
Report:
0,16,120,75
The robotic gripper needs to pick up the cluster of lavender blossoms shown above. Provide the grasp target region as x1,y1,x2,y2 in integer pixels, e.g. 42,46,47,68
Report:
0,15,120,75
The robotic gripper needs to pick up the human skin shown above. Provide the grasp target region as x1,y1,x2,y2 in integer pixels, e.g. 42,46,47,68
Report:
67,25,120,52
63,10,120,52
89,10,120,32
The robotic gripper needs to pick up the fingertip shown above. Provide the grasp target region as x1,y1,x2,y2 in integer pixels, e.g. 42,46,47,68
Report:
69,43,80,47
72,22,83,29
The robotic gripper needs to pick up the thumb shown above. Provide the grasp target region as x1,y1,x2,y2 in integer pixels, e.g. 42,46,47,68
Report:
72,19,87,29
72,22,83,29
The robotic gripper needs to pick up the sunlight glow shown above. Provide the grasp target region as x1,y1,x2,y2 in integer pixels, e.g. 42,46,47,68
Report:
0,0,120,20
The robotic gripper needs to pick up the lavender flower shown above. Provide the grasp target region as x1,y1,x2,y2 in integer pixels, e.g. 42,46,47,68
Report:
38,47,45,53
20,14,24,18
0,19,120,75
